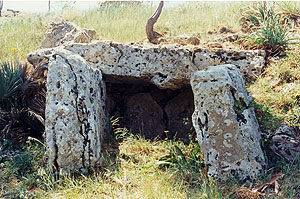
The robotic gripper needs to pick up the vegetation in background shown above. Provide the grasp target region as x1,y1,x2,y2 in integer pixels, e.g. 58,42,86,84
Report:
0,2,243,62
1,1,300,198
240,2,299,55
249,51,300,128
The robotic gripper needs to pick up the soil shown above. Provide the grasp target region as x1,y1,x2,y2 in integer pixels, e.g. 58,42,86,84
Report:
154,25,244,51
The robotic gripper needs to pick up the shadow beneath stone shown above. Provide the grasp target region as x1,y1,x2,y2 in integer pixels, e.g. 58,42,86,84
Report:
105,79,196,143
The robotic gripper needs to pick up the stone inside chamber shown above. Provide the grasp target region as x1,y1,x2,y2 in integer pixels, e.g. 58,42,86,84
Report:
104,77,196,142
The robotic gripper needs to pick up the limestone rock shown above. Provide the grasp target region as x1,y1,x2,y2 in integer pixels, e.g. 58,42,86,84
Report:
45,49,108,174
27,23,270,178
173,35,200,45
164,89,195,141
274,124,296,137
41,21,96,49
64,41,265,87
192,48,266,77
124,93,165,139
214,34,240,43
269,125,300,162
206,42,223,49
191,64,266,180
28,41,266,89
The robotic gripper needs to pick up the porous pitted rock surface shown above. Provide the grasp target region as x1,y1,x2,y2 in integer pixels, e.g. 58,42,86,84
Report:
41,21,96,49
45,49,108,174
191,64,266,180
269,125,300,162
28,41,266,89
28,22,268,178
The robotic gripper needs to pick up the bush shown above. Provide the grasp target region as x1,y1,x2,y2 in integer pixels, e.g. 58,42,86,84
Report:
12,152,34,177
0,61,47,145
240,3,298,55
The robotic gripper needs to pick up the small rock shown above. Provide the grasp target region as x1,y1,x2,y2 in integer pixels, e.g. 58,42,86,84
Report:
219,26,235,34
275,124,296,137
269,124,300,162
41,21,96,48
207,42,223,48
173,35,200,45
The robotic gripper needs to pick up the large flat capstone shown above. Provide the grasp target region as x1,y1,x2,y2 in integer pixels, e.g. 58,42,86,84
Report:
28,41,265,90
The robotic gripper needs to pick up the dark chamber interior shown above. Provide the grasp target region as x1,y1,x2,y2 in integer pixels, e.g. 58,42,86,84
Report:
105,78,196,143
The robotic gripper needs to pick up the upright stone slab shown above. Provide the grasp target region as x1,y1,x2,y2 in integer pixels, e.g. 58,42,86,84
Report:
45,49,108,174
191,64,265,180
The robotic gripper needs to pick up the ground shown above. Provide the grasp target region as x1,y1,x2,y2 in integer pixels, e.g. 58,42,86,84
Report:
0,2,300,199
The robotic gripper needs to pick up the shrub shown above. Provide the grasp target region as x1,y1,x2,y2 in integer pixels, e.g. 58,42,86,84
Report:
0,61,47,145
240,2,298,55
240,2,275,33
12,152,34,177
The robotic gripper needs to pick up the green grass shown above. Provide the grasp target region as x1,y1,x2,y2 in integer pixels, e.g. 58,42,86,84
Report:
63,2,243,41
0,14,50,62
1,1,300,198
1,134,299,199
249,51,300,128
0,2,244,62
0,136,224,199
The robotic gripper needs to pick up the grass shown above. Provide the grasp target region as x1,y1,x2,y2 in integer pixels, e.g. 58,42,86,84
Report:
0,14,49,62
0,135,223,199
249,50,300,128
240,2,299,55
0,134,299,199
62,2,243,40
0,2,244,62
1,1,300,199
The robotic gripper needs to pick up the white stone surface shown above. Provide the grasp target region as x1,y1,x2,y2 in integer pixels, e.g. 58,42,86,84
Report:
27,22,267,179
41,21,96,49
45,49,108,174
191,64,266,180
28,41,266,90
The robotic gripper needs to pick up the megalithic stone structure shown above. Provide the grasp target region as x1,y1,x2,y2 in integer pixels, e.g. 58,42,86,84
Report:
191,64,266,180
28,22,267,180
45,49,108,174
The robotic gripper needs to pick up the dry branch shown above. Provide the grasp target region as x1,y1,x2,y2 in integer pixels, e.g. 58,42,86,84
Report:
146,1,164,44
7,9,20,16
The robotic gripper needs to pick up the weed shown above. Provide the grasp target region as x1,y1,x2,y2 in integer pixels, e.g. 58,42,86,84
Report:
240,2,299,55
249,51,300,127
12,152,34,177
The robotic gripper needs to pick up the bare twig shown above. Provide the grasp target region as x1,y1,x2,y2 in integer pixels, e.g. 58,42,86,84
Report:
7,9,19,16
253,172,285,193
146,1,164,44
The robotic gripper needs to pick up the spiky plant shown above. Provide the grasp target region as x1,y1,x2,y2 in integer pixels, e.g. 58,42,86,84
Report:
240,2,299,55
0,62,23,112
239,2,276,33
0,61,46,145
